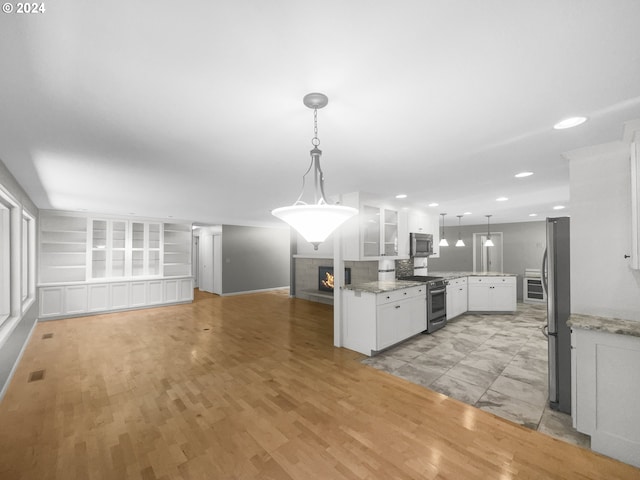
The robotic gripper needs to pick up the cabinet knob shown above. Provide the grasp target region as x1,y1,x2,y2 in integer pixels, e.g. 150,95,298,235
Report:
395,305,401,309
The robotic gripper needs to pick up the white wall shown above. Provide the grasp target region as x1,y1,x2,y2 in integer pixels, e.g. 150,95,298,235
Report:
567,125,640,321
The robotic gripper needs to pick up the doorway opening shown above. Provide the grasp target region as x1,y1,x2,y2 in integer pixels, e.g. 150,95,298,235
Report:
473,232,503,273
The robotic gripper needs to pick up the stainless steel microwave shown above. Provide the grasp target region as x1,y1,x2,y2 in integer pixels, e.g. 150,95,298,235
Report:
410,232,434,257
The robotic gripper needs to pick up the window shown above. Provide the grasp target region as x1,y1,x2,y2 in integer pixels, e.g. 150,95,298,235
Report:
0,199,9,324
21,210,35,306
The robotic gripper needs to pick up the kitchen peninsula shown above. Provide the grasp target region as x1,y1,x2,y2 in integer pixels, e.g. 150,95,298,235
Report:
568,314,640,468
342,272,517,356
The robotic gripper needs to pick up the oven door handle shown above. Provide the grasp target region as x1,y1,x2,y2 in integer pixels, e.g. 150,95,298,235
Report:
429,288,446,295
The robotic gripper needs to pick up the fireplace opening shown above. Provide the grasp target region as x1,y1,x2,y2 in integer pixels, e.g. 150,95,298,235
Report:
318,266,351,293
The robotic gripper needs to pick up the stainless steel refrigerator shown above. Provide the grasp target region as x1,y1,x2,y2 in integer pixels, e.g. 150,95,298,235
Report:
542,217,571,413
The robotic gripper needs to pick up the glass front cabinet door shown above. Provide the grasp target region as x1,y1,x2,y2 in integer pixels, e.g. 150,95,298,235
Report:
89,220,163,279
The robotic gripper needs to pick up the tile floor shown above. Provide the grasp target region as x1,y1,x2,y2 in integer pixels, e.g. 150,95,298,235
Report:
362,302,591,448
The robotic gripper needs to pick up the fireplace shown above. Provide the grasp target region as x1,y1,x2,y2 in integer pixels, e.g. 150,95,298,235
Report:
318,266,351,293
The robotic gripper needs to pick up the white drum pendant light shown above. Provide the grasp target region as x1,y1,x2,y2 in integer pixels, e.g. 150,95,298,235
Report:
272,93,358,250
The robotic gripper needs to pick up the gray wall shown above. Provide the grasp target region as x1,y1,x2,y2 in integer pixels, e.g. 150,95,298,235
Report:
0,157,39,399
428,221,546,300
221,225,290,295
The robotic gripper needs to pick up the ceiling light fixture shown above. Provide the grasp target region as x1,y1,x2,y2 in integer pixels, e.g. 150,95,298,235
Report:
439,213,448,247
395,194,407,199
553,205,566,210
464,211,472,215
529,213,538,217
455,215,465,247
428,202,439,207
484,215,495,247
496,197,509,202
553,116,587,130
515,171,534,178
272,93,358,250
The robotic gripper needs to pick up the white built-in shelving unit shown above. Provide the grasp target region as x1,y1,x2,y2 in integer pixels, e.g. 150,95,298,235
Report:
39,214,87,284
163,223,192,277
38,211,193,320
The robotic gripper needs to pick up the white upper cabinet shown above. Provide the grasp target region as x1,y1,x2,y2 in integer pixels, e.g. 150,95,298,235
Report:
88,219,162,279
343,202,400,260
340,192,438,261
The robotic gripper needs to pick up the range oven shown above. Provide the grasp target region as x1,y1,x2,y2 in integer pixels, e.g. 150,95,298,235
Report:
399,275,448,333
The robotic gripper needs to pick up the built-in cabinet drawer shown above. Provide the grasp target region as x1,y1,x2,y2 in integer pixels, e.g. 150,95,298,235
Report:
376,285,425,305
39,277,194,319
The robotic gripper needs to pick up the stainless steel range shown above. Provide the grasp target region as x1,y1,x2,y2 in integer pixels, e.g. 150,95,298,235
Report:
398,275,448,333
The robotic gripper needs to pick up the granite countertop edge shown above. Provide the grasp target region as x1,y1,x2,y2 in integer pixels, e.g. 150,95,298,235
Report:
428,271,518,280
568,314,640,338
343,272,517,294
342,280,426,294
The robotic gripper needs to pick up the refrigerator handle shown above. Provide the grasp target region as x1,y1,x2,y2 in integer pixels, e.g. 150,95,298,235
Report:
541,247,548,295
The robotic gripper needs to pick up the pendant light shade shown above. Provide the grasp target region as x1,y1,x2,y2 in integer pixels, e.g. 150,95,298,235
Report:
455,215,465,247
271,93,358,250
438,213,448,247
484,215,495,247
272,204,358,249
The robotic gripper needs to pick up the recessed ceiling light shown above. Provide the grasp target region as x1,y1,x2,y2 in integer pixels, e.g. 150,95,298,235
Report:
553,205,565,210
428,202,439,207
395,194,407,199
496,197,509,202
529,213,538,217
553,116,587,130
463,212,472,215
515,171,534,178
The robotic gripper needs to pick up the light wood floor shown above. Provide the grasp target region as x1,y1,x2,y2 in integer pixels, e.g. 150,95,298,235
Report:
0,290,638,479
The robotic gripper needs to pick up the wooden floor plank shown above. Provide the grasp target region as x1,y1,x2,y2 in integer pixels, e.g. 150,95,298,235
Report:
0,289,638,479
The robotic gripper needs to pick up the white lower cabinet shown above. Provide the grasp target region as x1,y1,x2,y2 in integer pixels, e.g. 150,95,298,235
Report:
147,280,163,305
88,284,109,312
572,327,640,468
39,287,64,317
343,285,426,356
65,285,88,314
110,282,130,309
38,277,194,319
130,282,147,307
467,276,516,312
446,277,468,320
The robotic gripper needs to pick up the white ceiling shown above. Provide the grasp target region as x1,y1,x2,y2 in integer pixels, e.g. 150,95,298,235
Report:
2,1,640,227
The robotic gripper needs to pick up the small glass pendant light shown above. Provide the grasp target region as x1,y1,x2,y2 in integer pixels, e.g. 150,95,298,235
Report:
455,215,465,247
439,213,449,247
484,214,495,247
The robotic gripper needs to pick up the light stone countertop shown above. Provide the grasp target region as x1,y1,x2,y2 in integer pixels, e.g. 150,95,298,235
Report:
568,314,640,338
344,273,518,294
428,271,518,280
342,280,426,294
